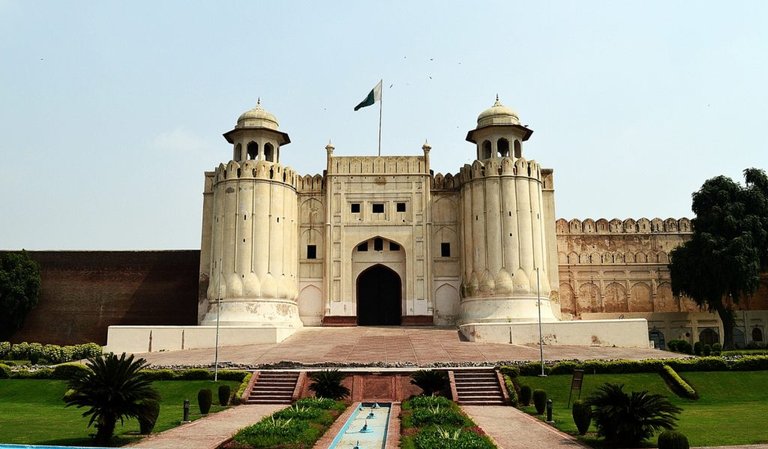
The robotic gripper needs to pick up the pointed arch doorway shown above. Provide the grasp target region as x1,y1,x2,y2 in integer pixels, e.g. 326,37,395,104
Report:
356,264,402,325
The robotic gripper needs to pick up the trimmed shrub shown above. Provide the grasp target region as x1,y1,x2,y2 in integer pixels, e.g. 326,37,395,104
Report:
410,369,448,396
218,384,231,406
703,344,712,356
503,374,518,406
14,367,53,378
138,400,160,435
499,365,520,378
411,405,469,427
660,365,698,400
676,340,693,355
533,389,547,414
711,343,722,355
0,363,11,379
658,430,690,449
693,341,703,356
52,363,91,380
572,400,592,435
730,355,768,371
0,341,10,358
217,369,248,381
180,368,212,380
140,369,178,381
519,385,532,406
550,361,580,375
10,342,30,360
408,395,453,409
198,388,213,414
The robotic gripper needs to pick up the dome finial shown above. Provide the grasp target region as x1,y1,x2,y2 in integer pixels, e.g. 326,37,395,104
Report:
257,97,261,106
493,94,502,107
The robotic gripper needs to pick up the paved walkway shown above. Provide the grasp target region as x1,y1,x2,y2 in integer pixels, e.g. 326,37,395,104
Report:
135,326,675,368
462,405,586,448
127,404,283,449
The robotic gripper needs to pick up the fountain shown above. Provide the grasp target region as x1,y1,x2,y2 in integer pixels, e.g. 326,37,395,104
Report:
327,402,392,449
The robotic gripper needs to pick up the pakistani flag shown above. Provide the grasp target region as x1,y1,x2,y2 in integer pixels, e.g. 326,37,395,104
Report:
354,80,383,111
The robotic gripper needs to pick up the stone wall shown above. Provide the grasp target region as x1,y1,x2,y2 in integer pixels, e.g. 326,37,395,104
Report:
9,251,199,345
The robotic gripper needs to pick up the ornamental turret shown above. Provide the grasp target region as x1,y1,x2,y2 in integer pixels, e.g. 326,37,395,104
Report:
458,97,558,325
200,101,302,330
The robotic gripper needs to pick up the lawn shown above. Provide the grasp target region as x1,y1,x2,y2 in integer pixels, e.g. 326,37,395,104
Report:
0,379,241,446
519,370,768,447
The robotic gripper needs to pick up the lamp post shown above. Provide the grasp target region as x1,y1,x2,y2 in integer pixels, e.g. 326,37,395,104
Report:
214,258,222,382
536,267,545,377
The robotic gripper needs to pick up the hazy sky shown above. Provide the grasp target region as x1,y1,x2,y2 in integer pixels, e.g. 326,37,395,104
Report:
2,1,767,250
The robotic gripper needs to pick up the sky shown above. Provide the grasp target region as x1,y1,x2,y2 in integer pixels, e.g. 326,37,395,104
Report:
1,1,767,250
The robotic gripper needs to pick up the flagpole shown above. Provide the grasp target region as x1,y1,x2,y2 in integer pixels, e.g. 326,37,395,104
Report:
378,80,382,156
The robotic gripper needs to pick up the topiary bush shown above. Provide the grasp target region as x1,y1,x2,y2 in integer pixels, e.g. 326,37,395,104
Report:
198,388,212,414
519,385,532,406
138,400,160,435
660,365,698,400
658,430,690,449
711,343,722,355
572,400,592,435
693,341,703,356
218,384,231,406
703,344,712,356
533,389,547,414
52,363,91,380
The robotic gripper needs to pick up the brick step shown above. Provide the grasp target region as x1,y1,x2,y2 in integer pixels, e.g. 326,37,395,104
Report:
459,400,506,405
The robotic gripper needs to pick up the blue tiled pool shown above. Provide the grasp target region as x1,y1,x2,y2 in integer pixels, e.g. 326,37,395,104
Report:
328,402,391,449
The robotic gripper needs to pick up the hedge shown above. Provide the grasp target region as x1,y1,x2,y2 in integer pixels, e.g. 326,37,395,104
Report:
503,374,518,406
660,365,698,400
0,341,102,364
501,355,768,376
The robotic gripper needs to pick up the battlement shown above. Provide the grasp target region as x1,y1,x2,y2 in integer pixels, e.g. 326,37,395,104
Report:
556,217,692,235
327,155,428,175
458,157,542,183
431,172,460,191
213,160,298,188
297,173,325,193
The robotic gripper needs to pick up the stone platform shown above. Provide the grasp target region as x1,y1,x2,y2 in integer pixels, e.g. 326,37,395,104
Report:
130,326,675,368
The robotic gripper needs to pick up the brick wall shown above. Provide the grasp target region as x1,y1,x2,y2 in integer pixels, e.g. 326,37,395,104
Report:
8,251,199,345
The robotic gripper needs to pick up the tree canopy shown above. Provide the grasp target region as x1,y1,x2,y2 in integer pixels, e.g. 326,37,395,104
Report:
0,251,41,339
669,168,768,348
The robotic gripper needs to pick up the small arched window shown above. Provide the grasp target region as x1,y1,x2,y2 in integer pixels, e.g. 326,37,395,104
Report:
481,140,492,159
497,138,510,158
753,327,764,342
513,140,522,158
235,143,242,161
264,143,275,162
247,142,258,160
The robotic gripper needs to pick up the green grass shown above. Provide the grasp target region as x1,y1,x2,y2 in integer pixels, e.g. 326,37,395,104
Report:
0,379,240,446
518,370,768,447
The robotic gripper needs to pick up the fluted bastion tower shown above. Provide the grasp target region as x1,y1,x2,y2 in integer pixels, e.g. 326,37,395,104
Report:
458,98,559,325
199,101,302,330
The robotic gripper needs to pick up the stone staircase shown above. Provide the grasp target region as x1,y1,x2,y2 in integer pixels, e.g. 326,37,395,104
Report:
450,369,507,405
246,371,301,404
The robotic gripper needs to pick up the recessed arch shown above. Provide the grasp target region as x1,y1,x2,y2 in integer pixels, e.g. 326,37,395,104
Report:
246,141,258,160
513,140,522,158
264,142,275,162
356,264,401,325
481,140,492,159
497,138,510,158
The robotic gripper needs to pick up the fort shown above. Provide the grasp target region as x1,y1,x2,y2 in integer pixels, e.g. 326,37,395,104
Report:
9,98,767,351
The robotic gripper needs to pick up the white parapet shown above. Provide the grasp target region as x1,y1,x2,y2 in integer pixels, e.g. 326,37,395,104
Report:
459,318,650,348
105,325,299,354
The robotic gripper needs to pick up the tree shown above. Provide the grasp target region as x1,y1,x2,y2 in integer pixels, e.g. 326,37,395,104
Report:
669,168,768,349
64,353,160,444
308,369,350,400
587,383,681,447
0,251,41,339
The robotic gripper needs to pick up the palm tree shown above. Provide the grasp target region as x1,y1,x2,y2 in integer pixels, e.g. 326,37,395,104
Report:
587,383,681,447
308,369,350,400
63,353,160,444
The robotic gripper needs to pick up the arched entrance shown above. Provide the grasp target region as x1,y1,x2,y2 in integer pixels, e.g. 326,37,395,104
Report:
356,264,401,325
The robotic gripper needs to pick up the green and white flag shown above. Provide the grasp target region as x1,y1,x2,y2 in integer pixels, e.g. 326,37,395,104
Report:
354,80,383,111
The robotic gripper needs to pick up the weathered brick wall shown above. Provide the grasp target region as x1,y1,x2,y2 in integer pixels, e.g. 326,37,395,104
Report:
8,251,199,345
